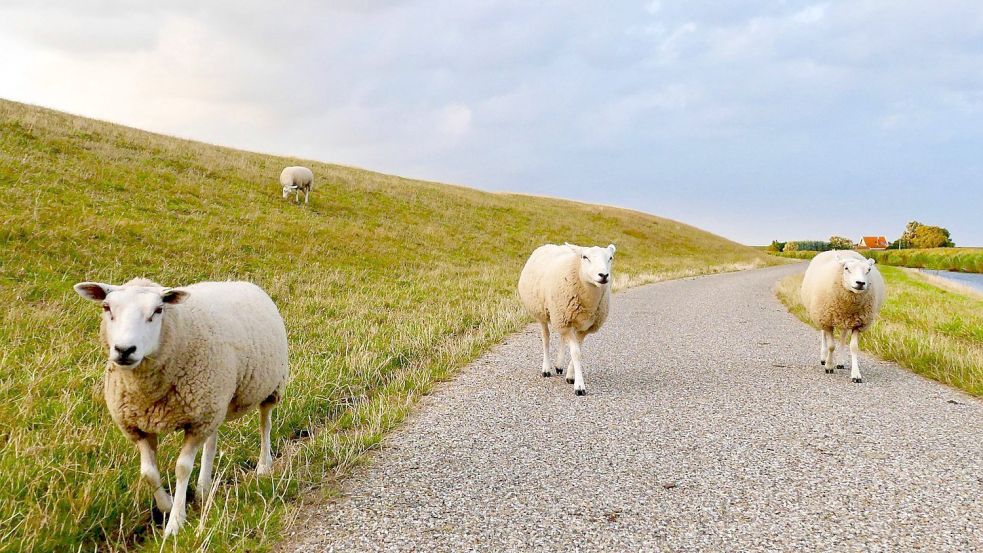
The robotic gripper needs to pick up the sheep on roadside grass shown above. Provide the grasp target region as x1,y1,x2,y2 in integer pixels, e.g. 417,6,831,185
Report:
518,243,615,396
280,166,314,204
800,250,885,383
73,278,289,537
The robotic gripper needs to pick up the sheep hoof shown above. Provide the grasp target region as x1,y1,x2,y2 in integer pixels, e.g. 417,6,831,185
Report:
852,377,863,384
565,377,574,384
824,367,835,374
835,364,845,370
541,370,552,378
820,360,826,366
554,366,564,375
151,505,166,525
574,388,587,396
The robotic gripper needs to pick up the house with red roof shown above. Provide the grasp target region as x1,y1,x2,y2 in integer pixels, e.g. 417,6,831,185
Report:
856,236,889,249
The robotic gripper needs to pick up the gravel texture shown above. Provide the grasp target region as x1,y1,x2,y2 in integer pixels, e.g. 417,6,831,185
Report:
288,264,983,552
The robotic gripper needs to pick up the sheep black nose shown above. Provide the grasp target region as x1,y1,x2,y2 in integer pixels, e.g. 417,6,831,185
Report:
114,345,137,358
854,281,866,288
598,273,609,282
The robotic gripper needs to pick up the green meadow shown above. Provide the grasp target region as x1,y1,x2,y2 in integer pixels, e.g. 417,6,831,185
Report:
0,99,779,551
770,248,983,273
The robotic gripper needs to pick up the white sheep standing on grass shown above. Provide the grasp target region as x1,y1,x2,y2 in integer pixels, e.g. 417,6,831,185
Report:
518,243,615,396
280,166,314,204
800,250,885,383
73,278,289,537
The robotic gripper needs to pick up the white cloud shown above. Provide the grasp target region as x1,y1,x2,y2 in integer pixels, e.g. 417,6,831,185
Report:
1,0,982,244
439,104,473,138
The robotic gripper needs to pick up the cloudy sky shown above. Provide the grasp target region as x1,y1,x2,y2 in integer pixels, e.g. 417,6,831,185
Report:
2,1,982,245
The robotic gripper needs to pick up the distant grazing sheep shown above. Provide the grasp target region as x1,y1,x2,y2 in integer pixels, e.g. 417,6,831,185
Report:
73,278,289,537
518,243,616,395
800,250,885,383
280,166,314,204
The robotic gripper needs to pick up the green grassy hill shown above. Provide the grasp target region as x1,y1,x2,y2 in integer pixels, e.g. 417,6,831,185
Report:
0,99,778,551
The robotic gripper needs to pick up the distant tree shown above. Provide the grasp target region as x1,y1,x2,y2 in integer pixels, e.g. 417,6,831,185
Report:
901,221,922,243
829,236,853,250
911,225,954,248
785,240,830,252
768,240,786,252
889,220,922,249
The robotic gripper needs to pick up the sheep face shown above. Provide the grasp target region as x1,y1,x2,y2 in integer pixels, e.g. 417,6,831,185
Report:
74,282,189,368
837,256,876,294
282,184,298,199
567,243,616,286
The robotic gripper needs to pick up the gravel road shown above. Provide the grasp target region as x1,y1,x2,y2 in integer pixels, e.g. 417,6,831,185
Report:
288,264,983,552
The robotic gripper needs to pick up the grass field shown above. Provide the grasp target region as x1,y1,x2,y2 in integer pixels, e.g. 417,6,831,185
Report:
0,99,779,551
867,248,983,273
770,250,820,260
776,266,983,397
770,248,983,273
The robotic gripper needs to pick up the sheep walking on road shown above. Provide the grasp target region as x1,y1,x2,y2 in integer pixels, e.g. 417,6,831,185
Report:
800,250,885,383
518,243,615,396
280,166,314,204
74,278,289,537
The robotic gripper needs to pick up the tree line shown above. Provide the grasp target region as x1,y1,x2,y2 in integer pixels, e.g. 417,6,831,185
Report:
769,221,954,252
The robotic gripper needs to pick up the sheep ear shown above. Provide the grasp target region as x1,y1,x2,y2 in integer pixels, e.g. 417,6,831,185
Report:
833,254,846,265
607,244,616,257
564,242,582,254
866,258,876,267
74,282,116,302
161,288,189,305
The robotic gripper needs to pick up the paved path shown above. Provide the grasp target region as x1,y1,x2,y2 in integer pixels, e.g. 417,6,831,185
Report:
289,264,983,552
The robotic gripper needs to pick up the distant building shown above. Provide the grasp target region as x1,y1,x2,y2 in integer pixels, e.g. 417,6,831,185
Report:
857,236,889,249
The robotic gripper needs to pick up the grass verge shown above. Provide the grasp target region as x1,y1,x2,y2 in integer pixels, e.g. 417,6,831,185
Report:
866,248,983,273
775,266,983,397
0,99,780,551
770,248,983,273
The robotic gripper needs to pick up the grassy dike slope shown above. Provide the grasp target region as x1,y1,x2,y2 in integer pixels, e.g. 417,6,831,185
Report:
0,99,778,551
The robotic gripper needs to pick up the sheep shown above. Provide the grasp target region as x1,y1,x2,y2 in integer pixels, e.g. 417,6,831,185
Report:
799,250,885,383
280,166,314,204
73,278,289,537
518,243,615,396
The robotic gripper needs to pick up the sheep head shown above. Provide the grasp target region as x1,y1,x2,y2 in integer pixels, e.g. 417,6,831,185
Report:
74,280,189,369
566,243,616,287
835,255,877,294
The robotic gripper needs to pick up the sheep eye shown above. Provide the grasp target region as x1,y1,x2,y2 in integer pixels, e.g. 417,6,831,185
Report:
582,255,588,260
102,303,111,313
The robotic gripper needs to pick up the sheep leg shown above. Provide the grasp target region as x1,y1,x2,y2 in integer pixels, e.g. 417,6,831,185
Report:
849,329,863,383
137,435,173,514
304,188,310,204
818,330,827,366
554,333,566,375
163,433,205,538
567,332,587,396
823,328,836,374
836,328,849,369
257,401,275,475
537,321,553,377
196,432,218,499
